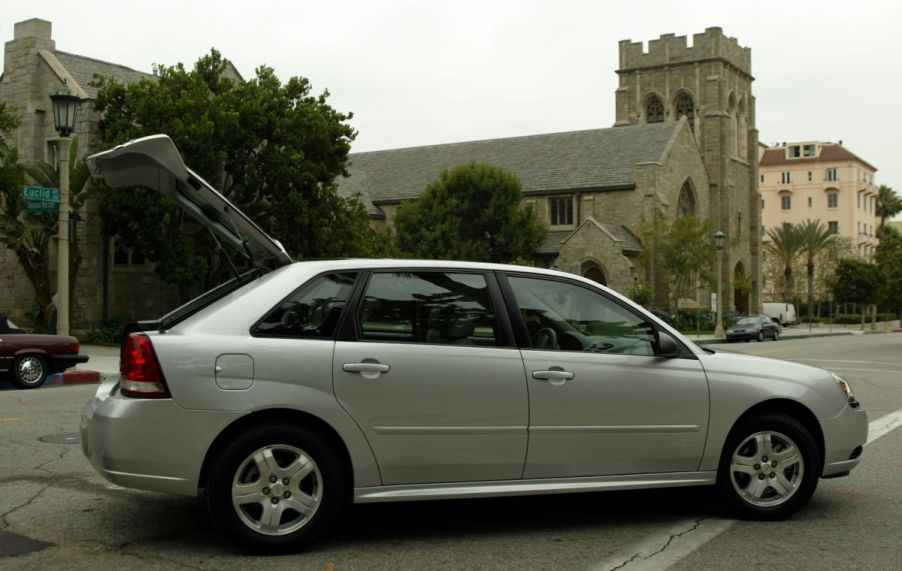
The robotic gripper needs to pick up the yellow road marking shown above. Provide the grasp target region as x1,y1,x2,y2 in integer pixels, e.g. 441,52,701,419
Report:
0,416,23,422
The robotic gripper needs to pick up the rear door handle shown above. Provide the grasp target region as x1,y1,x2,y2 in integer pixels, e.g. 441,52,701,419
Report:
342,361,391,379
532,369,575,386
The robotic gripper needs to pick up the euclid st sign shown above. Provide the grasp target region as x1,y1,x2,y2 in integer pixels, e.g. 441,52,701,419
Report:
21,186,61,212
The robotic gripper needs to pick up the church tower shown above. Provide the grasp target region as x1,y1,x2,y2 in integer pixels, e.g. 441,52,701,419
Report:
614,27,761,314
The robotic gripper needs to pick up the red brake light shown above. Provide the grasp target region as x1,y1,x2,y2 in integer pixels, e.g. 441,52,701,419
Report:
70,342,80,354
120,333,170,398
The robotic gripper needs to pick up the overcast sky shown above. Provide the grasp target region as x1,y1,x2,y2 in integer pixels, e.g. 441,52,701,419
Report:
3,1,902,201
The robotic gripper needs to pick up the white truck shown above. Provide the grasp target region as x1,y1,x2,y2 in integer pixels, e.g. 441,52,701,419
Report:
762,302,797,325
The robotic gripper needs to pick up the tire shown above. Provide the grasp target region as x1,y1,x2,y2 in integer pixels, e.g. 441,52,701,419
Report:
756,331,765,342
717,414,820,520
773,329,780,341
11,354,47,389
206,424,345,553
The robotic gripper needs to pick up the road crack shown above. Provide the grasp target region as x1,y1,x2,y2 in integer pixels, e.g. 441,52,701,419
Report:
606,515,706,571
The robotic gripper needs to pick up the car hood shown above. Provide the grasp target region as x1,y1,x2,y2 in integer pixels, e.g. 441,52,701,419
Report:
87,135,292,270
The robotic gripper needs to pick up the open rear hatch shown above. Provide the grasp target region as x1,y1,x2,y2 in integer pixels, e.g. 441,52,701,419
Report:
87,134,291,270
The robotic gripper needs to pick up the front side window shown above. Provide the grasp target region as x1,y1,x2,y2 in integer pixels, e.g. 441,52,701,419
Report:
359,272,498,346
253,272,358,338
549,196,574,226
507,276,655,356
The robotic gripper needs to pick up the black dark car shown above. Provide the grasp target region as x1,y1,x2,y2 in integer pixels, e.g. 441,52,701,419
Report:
725,315,780,342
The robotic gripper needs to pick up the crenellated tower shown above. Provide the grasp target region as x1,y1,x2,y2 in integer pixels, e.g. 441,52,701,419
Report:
615,27,761,314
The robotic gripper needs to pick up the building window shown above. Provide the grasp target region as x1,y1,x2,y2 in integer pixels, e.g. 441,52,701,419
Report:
807,197,813,208
828,193,838,208
781,195,791,210
803,144,816,157
826,168,838,182
674,92,695,132
807,171,812,182
549,196,574,226
645,94,665,124
788,145,801,158
781,171,791,184
828,221,839,234
677,181,696,217
760,174,764,183
858,222,862,235
761,199,765,210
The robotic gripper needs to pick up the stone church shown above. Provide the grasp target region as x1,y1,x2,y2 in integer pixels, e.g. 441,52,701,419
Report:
0,19,760,330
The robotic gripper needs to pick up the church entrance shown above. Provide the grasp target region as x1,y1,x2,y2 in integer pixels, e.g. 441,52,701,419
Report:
582,263,607,286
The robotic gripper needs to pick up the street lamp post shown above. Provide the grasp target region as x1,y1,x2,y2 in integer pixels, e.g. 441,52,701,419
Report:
714,230,725,338
49,82,80,337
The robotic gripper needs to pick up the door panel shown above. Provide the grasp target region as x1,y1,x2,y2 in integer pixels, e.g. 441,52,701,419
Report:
334,342,528,485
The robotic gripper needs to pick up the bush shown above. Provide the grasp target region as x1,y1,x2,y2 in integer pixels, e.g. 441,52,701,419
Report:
81,318,128,345
799,316,821,324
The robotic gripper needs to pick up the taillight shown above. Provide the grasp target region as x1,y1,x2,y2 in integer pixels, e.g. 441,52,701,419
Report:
120,333,170,398
70,342,80,354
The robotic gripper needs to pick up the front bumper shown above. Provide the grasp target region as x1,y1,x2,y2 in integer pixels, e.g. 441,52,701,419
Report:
819,403,868,477
725,330,760,341
80,375,243,496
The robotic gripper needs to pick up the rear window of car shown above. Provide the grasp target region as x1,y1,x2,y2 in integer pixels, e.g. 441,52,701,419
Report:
252,272,358,339
358,272,499,346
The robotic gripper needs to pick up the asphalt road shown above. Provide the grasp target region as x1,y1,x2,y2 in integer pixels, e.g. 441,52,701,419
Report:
0,333,899,570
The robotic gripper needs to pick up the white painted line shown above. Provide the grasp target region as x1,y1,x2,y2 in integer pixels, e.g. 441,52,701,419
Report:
592,517,735,571
590,409,902,570
794,359,902,367
866,408,902,445
821,368,902,374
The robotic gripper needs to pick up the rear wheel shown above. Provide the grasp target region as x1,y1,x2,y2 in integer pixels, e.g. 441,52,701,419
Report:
773,329,780,341
206,424,345,552
718,414,819,519
11,354,47,389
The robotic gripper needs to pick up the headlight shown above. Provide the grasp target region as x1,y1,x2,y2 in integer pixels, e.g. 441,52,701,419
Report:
830,371,858,407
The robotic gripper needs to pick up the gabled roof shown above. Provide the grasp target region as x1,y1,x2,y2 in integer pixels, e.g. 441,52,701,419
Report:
337,122,682,209
52,51,155,99
759,143,877,171
538,219,643,258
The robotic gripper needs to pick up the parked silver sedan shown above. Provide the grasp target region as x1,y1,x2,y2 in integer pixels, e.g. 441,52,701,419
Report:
80,136,868,553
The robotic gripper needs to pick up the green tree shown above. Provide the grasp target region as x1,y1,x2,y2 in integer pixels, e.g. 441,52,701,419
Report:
876,185,902,235
639,211,712,312
765,224,804,303
92,49,386,298
394,162,546,263
831,258,880,328
875,226,902,316
798,219,835,318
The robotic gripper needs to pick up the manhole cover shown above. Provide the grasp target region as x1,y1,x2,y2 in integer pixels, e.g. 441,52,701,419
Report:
38,432,81,445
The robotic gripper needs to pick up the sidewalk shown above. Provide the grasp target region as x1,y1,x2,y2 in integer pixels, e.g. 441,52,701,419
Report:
75,344,119,376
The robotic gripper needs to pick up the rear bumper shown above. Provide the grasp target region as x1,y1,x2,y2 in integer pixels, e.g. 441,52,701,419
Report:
820,404,868,477
50,353,89,373
80,376,242,496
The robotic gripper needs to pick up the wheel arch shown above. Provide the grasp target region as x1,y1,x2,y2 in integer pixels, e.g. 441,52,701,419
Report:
724,399,825,474
198,408,355,497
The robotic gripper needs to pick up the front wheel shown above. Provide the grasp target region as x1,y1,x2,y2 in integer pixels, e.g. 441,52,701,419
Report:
206,424,345,553
756,331,765,342
773,330,780,341
11,354,47,389
718,414,820,520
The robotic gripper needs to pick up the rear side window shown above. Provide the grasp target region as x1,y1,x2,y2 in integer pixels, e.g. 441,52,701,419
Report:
253,272,358,338
359,272,499,346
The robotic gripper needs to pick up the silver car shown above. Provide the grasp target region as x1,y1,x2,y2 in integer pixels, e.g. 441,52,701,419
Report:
81,136,867,552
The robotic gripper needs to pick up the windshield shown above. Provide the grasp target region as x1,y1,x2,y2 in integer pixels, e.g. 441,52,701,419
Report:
735,317,758,326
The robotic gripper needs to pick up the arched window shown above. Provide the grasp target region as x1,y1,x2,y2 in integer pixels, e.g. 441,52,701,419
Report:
727,92,738,157
737,97,748,159
645,94,665,124
674,92,696,132
677,180,696,217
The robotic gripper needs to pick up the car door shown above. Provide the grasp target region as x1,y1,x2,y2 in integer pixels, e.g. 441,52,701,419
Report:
501,273,709,479
333,269,528,486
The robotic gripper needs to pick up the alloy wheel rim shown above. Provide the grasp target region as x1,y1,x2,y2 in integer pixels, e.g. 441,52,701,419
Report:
231,444,323,536
16,356,44,384
730,430,803,508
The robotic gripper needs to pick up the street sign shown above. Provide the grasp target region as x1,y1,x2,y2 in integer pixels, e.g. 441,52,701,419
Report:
26,200,60,212
21,186,61,202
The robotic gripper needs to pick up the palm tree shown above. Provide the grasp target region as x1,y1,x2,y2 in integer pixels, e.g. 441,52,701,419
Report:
764,223,803,303
876,185,902,235
798,219,835,319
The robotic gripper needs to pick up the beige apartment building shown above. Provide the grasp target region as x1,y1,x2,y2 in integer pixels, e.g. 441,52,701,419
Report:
759,141,879,259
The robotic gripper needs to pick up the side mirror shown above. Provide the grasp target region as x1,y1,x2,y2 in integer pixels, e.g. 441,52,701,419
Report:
656,331,681,358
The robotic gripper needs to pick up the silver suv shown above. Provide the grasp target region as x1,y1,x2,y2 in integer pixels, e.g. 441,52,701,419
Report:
81,136,867,552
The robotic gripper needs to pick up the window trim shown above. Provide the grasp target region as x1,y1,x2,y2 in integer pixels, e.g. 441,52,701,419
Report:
343,268,517,348
496,271,697,359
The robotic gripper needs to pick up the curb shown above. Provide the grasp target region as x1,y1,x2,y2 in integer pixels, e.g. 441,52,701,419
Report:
43,370,102,386
696,331,856,345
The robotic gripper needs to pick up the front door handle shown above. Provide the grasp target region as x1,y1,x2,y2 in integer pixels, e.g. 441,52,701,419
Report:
342,361,391,379
532,368,575,386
